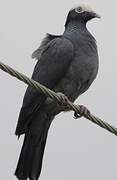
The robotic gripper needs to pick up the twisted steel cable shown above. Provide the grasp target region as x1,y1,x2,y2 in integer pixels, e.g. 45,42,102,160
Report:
0,61,117,136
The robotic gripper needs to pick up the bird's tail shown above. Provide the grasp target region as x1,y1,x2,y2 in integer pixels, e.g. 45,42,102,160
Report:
15,112,52,180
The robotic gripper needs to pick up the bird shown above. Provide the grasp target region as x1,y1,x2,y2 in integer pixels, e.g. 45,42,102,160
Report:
15,4,100,180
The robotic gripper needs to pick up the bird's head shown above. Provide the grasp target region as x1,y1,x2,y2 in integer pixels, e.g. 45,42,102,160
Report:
65,4,100,27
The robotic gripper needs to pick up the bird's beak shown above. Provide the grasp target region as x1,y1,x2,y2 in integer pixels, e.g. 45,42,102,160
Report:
92,12,101,19
95,13,101,18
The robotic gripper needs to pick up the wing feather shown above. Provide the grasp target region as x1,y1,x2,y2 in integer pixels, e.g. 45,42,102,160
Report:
15,37,74,136
32,33,61,60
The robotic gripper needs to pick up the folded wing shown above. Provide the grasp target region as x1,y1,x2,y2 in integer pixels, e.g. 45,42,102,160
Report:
15,37,74,136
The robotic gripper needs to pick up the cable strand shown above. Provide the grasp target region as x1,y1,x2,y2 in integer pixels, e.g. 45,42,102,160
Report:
0,61,117,136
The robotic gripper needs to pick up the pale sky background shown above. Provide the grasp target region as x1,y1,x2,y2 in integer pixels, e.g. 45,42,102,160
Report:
0,0,117,180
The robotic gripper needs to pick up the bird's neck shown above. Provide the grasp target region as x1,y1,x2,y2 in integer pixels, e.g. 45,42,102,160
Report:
63,20,96,44
64,20,87,34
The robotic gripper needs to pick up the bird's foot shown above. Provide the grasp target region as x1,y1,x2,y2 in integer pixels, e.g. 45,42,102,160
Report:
74,105,90,119
56,92,70,111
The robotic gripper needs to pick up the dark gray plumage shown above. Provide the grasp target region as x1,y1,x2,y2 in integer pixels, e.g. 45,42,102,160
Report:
15,4,100,180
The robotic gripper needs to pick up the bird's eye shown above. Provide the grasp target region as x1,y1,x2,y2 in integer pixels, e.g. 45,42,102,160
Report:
75,7,83,13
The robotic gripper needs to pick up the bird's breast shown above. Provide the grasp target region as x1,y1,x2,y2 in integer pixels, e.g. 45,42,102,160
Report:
54,40,99,102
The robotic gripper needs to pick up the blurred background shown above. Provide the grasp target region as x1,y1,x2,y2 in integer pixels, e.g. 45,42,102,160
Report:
0,0,117,179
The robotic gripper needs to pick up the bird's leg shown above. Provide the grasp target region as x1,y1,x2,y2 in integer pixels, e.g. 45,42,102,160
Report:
56,92,70,111
74,105,91,119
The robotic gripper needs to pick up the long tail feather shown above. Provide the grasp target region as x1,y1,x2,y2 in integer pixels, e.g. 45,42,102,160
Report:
15,112,52,180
